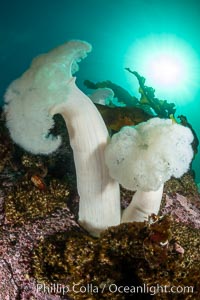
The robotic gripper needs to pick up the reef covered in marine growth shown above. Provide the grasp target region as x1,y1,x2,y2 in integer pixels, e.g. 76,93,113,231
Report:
0,40,199,299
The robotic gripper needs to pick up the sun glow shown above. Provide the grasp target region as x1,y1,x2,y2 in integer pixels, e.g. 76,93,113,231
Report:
125,35,200,105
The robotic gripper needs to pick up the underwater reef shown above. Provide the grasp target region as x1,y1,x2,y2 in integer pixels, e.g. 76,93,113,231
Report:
0,39,199,300
0,106,200,300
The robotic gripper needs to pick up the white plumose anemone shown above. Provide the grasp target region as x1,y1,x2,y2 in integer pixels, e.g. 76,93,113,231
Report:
105,117,194,222
4,40,121,237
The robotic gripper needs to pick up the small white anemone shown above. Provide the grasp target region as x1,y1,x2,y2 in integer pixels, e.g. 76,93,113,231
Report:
89,88,114,105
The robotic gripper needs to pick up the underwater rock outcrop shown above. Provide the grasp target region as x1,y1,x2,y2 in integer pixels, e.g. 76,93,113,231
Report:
31,215,200,300
94,103,152,132
0,100,200,299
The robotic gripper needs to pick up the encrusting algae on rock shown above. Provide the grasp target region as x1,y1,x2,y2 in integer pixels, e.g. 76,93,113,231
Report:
163,172,199,197
1,87,200,299
139,221,200,300
0,108,14,173
31,215,200,299
5,177,70,224
161,173,200,229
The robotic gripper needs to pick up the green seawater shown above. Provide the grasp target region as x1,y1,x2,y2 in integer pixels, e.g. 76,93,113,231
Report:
0,0,199,182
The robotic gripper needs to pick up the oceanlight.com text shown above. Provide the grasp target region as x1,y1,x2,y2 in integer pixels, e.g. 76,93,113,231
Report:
36,282,194,296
